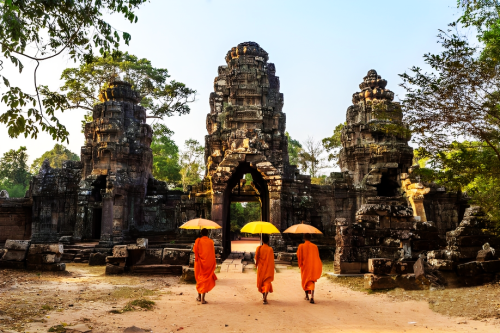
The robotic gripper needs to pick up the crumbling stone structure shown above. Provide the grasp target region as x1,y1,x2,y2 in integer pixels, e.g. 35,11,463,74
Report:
0,43,471,273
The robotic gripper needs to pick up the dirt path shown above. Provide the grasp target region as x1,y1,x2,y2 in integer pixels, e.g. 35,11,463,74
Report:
20,267,498,333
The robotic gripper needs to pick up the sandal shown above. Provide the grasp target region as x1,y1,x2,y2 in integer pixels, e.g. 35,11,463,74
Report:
310,298,315,304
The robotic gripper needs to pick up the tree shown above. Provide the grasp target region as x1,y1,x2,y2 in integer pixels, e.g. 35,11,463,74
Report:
400,31,500,161
322,123,344,165
286,132,302,166
0,146,31,197
0,0,148,142
298,137,328,178
30,144,79,174
151,124,181,187
179,139,204,192
61,52,196,133
230,202,261,233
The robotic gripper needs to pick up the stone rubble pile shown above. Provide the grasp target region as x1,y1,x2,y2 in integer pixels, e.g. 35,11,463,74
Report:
0,240,31,269
26,243,65,271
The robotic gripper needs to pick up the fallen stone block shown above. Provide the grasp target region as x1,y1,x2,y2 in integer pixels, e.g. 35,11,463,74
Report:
333,261,362,274
26,263,66,271
106,264,125,275
106,256,126,267
364,274,397,290
58,236,74,245
393,261,410,274
368,258,393,275
139,249,163,265
136,238,148,249
457,261,484,277
395,274,422,290
481,260,500,273
5,240,31,251
29,244,63,255
477,249,496,262
428,259,455,271
61,253,76,262
112,245,128,257
0,260,25,269
89,252,107,266
2,250,28,261
129,264,183,275
181,266,195,283
162,248,190,265
413,258,425,279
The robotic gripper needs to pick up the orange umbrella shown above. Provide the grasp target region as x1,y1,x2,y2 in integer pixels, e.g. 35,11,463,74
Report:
283,222,323,234
179,218,221,230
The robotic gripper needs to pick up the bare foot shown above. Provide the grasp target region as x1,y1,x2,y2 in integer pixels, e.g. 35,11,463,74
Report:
201,300,208,304
304,296,310,301
310,298,315,304
196,297,201,302
263,300,268,305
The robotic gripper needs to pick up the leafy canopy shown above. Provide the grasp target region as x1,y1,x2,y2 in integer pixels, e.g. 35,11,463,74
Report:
322,122,344,164
0,146,31,197
30,143,79,174
0,0,147,142
62,52,196,119
286,131,302,166
179,139,204,192
151,124,181,187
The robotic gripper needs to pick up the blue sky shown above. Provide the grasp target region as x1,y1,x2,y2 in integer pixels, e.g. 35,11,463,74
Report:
1,0,460,169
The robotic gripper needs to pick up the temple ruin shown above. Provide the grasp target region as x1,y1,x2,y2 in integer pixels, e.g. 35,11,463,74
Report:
1,42,496,280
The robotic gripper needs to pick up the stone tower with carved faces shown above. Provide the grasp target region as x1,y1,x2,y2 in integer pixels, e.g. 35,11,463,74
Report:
339,69,413,203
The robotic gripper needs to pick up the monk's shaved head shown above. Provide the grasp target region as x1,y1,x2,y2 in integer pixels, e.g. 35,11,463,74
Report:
262,234,270,244
304,233,311,241
201,228,208,236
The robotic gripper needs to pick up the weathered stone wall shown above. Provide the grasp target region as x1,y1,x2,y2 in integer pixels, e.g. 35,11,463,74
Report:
0,198,32,243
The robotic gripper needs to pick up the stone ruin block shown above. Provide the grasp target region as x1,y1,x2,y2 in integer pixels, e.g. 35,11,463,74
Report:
58,236,74,245
105,256,126,275
364,273,397,290
428,259,455,271
368,258,393,275
5,240,31,251
26,243,65,271
112,245,128,257
477,249,495,262
136,238,149,249
139,249,163,265
457,261,484,277
480,260,500,273
1,250,28,261
162,248,190,265
28,244,63,255
88,252,107,266
181,266,195,283
395,274,422,290
393,261,411,274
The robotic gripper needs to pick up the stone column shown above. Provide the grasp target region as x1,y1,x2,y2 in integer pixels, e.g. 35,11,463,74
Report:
99,192,114,247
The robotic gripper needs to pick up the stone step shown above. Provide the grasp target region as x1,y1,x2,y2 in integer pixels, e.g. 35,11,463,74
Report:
129,264,183,275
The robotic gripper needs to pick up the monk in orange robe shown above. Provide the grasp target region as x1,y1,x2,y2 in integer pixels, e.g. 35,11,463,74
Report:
297,233,322,304
255,233,275,304
193,228,217,304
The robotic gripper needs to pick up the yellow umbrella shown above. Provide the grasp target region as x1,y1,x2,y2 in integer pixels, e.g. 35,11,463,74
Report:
240,221,280,234
240,221,280,245
283,221,323,234
179,218,222,230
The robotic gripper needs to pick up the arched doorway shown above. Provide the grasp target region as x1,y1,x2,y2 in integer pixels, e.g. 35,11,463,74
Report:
221,162,269,255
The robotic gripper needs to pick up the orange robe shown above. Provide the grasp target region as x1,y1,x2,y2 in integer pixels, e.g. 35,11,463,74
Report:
193,236,217,294
297,241,322,291
255,243,275,293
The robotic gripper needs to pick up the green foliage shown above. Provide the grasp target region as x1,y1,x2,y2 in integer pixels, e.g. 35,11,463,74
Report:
458,0,500,62
0,0,148,142
311,175,328,185
322,123,344,164
286,132,302,166
230,202,261,232
151,124,181,187
30,144,79,174
179,139,204,192
0,146,31,197
61,52,196,119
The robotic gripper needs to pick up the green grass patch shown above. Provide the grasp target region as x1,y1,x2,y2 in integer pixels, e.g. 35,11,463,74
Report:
48,324,67,332
41,304,54,311
111,287,155,299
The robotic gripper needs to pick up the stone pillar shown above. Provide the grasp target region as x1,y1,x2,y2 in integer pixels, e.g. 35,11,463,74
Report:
99,193,114,247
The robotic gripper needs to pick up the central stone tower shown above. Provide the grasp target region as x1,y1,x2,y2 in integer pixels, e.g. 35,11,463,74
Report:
205,42,288,251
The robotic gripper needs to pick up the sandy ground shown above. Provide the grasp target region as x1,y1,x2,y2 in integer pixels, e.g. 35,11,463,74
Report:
229,240,260,253
7,266,497,333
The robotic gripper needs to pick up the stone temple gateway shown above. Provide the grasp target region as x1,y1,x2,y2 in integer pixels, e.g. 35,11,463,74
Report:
0,42,475,274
